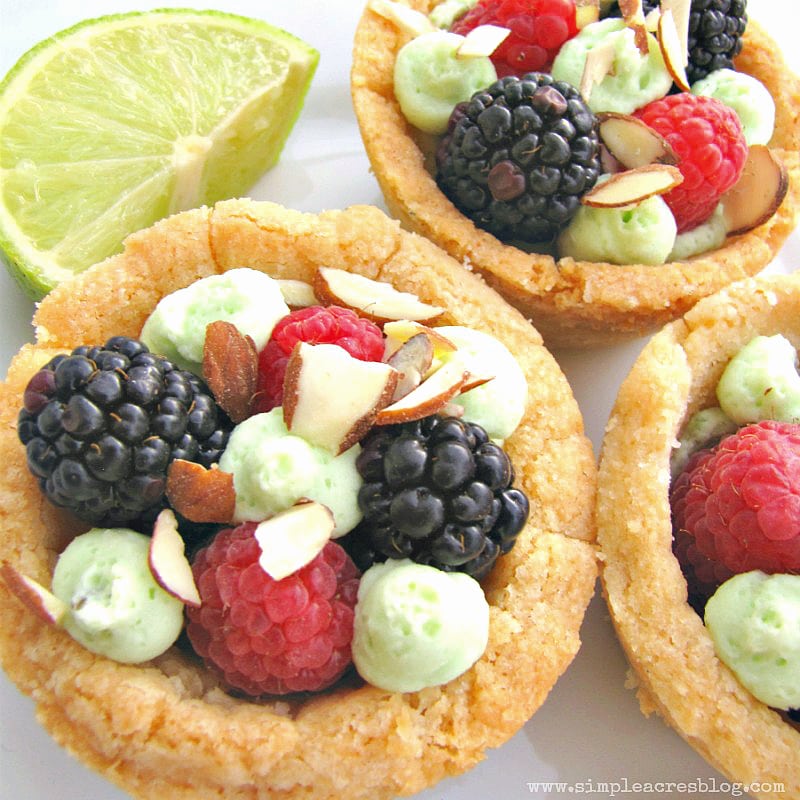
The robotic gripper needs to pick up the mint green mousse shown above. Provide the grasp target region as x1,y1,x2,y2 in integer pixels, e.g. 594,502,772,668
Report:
141,267,288,374
52,528,184,663
219,408,362,536
352,559,489,692
705,571,800,710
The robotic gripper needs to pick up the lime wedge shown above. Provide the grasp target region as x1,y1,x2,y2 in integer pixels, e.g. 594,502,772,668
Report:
0,9,319,298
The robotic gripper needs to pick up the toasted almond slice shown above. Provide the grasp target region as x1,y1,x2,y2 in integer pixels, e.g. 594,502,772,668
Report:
313,266,445,325
0,561,67,626
598,112,679,169
283,342,398,454
457,24,510,58
375,359,468,425
367,0,436,37
618,0,649,55
382,319,457,360
579,41,617,101
660,0,690,65
581,164,683,208
575,0,601,29
721,145,789,236
277,279,317,309
166,459,236,524
386,332,435,401
657,8,691,91
255,501,336,581
149,509,201,607
644,6,661,31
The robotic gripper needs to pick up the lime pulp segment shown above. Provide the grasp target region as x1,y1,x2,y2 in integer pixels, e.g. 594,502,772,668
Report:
0,9,319,297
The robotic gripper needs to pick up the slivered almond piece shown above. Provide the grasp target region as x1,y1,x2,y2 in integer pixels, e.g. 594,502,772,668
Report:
581,164,683,208
367,0,436,37
382,319,457,360
618,0,649,55
657,8,691,91
313,267,445,325
203,320,258,423
277,279,317,309
387,332,435,401
457,25,510,58
375,359,469,424
644,6,661,31
149,509,201,607
283,342,398,454
721,145,789,236
0,561,67,626
575,0,600,29
660,0,690,65
166,459,236,524
598,112,679,169
580,41,617,100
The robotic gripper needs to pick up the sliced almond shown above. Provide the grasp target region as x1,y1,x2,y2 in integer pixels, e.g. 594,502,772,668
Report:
575,0,601,29
457,25,510,58
283,342,398,454
203,320,258,423
644,6,661,31
598,112,679,169
660,0,690,65
382,319,457,360
581,164,683,208
0,561,67,626
618,0,649,55
166,459,236,524
255,501,336,581
148,509,201,607
579,41,617,101
721,145,789,236
367,0,436,37
313,267,445,325
277,279,317,310
386,332,435,401
657,8,691,91
375,359,469,425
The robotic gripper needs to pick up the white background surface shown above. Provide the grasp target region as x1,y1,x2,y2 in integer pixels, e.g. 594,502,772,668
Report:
0,1,796,798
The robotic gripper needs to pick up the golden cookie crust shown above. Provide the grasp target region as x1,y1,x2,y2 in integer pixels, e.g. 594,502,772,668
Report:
0,200,597,799
597,273,800,798
350,2,800,349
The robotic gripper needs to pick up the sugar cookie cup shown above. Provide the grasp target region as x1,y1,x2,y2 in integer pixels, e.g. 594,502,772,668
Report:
0,200,597,799
597,273,800,797
351,1,800,349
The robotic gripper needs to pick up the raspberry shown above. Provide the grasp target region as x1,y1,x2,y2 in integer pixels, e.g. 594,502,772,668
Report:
186,523,361,696
670,421,800,597
635,93,748,232
253,306,385,413
452,0,579,77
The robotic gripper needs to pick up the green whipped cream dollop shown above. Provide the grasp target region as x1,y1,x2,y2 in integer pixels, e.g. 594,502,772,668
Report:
668,204,728,261
219,408,363,536
705,570,800,711
551,18,673,114
394,30,497,135
141,267,288,374
352,558,489,692
436,325,527,441
52,527,184,663
716,334,800,425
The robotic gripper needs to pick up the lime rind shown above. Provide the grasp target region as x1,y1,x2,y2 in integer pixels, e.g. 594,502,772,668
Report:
0,8,319,298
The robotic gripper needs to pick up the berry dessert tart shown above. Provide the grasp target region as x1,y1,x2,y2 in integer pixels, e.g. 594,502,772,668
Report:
351,0,800,348
597,272,800,796
0,199,597,799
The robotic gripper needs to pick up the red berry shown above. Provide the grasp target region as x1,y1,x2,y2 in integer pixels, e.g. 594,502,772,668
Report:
670,421,800,595
451,0,578,77
186,523,361,696
253,305,385,414
635,94,748,233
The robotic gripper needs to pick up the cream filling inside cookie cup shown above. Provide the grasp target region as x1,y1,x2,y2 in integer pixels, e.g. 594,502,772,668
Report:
597,273,800,798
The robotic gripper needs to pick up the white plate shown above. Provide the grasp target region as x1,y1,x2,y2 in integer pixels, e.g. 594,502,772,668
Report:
0,1,797,798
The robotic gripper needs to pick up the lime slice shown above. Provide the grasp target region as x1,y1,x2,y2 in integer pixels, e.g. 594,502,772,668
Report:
0,9,319,298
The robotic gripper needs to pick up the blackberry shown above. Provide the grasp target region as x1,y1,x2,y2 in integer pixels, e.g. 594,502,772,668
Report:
606,0,747,84
685,0,747,84
17,336,232,527
435,73,601,243
342,415,529,580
